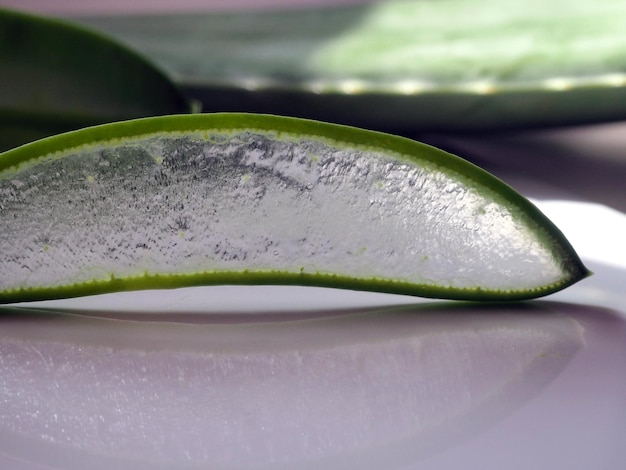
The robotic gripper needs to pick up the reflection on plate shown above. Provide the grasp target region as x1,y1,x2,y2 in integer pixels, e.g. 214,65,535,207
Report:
0,303,587,469
76,0,626,130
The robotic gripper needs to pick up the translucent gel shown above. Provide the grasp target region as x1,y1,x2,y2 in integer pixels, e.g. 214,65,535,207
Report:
0,131,563,292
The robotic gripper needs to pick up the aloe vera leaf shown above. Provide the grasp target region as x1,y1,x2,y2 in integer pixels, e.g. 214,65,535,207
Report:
0,8,192,151
76,0,626,130
0,113,589,303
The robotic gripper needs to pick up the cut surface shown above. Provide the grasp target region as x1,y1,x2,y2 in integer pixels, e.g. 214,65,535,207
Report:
0,114,588,303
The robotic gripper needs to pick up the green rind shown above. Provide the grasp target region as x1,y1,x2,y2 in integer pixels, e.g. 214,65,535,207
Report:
0,269,587,305
0,8,192,150
0,113,590,303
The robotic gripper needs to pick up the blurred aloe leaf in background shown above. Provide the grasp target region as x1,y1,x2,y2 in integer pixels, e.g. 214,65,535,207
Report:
76,0,626,131
0,8,193,151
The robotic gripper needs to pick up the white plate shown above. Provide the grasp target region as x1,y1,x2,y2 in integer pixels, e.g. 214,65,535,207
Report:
1,199,625,470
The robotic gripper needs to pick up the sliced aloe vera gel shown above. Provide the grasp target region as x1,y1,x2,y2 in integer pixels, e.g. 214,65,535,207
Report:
0,114,588,303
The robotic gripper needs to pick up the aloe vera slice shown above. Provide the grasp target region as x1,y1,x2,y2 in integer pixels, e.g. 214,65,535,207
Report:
0,114,588,303
77,0,626,130
0,8,191,151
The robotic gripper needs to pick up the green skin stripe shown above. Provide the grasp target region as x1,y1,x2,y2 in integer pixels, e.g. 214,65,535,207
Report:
0,270,587,305
0,114,590,303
